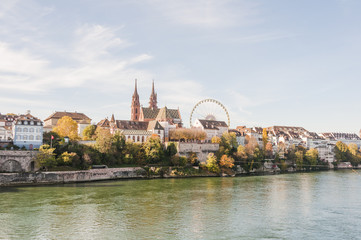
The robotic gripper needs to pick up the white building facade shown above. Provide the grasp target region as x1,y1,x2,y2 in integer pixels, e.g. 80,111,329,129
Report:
13,113,43,149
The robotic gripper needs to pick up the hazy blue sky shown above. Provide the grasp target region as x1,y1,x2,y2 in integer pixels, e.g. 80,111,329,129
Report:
0,0,360,132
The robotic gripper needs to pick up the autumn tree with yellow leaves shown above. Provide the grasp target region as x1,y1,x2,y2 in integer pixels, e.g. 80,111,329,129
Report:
53,116,79,140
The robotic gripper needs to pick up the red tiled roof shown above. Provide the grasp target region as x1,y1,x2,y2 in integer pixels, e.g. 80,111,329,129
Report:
44,111,91,121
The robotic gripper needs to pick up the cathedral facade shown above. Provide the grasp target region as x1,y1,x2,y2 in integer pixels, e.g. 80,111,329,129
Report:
131,80,182,127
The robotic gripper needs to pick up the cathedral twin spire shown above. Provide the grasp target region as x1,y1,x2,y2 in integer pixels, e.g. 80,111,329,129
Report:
131,79,158,121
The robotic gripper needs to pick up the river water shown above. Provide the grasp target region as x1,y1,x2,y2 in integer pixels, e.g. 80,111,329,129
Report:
1,170,361,239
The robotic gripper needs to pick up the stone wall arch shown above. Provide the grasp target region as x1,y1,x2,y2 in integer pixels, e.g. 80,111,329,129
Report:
0,159,23,172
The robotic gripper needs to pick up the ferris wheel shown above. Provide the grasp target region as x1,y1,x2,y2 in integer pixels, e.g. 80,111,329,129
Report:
190,99,230,127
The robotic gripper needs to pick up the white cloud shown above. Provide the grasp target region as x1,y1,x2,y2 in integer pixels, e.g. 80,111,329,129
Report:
145,0,259,28
0,22,154,94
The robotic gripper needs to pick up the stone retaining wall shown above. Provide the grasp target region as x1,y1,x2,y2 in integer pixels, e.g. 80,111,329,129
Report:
0,167,146,186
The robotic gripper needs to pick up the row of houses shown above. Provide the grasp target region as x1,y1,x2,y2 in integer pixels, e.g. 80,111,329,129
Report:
231,125,361,162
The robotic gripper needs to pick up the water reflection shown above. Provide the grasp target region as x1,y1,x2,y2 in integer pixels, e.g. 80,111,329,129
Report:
1,171,361,239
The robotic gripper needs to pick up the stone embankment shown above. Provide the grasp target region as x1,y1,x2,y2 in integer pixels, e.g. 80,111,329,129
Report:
0,167,146,186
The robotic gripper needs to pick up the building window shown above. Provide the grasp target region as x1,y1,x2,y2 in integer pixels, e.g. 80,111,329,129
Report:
29,128,34,132
142,136,144,142
30,121,34,125
23,135,28,140
29,135,34,140
17,128,22,132
17,135,22,140
132,136,135,142
36,135,41,140
23,128,28,132
137,136,140,142
24,121,28,125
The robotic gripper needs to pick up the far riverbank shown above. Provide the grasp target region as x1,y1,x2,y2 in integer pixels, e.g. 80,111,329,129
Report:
0,163,358,187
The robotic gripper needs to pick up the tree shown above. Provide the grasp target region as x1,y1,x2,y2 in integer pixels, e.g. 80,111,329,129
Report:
169,128,207,142
82,125,97,140
305,148,318,169
265,142,273,158
348,143,361,167
43,131,60,147
205,153,220,173
53,116,79,140
295,150,304,170
219,155,235,168
57,152,78,166
245,135,258,157
143,135,164,164
262,128,268,152
35,144,57,169
211,136,221,144
166,142,178,160
95,128,113,153
335,141,350,163
236,145,247,160
219,132,238,156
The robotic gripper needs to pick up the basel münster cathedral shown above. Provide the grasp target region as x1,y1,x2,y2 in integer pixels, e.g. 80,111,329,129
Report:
97,80,182,143
131,80,182,126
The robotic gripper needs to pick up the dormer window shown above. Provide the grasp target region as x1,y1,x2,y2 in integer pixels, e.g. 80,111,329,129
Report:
24,121,28,125
30,121,34,125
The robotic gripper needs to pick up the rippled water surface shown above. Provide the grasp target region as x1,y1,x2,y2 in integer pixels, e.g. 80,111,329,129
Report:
1,170,361,239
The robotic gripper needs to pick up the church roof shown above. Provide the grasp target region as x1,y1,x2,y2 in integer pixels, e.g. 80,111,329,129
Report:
115,120,149,130
141,107,160,119
97,118,110,128
156,107,181,120
44,111,91,121
147,120,164,131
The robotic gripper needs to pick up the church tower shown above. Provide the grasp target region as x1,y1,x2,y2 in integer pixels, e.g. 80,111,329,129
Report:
131,79,140,121
149,80,158,110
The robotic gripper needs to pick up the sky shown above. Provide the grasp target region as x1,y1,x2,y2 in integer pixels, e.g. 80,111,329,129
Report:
0,0,361,133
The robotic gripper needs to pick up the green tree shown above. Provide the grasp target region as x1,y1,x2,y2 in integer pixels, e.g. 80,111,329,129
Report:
305,148,318,169
166,143,178,160
43,131,60,147
57,152,78,166
35,144,57,169
53,116,79,140
143,136,164,164
95,128,113,154
219,132,238,156
295,150,304,170
82,125,97,140
348,143,361,166
205,153,220,173
211,136,221,144
335,141,350,163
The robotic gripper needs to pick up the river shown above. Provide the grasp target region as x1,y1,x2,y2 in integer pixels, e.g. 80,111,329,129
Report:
1,170,361,239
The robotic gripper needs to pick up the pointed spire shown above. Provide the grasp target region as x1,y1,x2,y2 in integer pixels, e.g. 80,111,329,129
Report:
111,114,115,122
149,80,158,109
151,80,155,95
131,79,140,121
134,79,138,95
